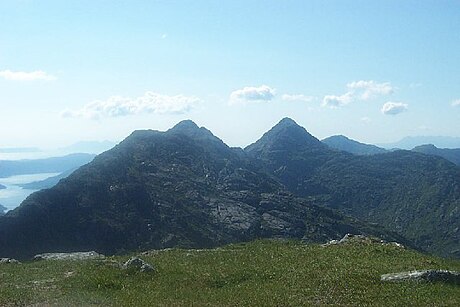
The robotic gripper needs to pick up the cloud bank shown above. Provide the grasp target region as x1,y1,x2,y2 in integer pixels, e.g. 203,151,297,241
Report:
229,85,275,105
452,99,460,107
381,102,408,115
0,70,56,81
62,91,201,119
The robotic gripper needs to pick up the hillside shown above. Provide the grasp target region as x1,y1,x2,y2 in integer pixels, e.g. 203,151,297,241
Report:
412,144,460,166
322,135,387,155
0,120,406,259
246,118,460,258
0,240,459,306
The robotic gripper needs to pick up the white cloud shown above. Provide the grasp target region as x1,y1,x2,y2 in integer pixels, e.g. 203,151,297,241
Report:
0,70,56,81
361,117,371,123
381,102,408,115
62,91,201,120
451,99,460,107
229,85,275,105
161,33,168,39
281,94,314,102
321,92,354,108
347,80,393,100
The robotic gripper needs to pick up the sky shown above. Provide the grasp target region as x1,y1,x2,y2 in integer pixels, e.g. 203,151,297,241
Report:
1,0,460,149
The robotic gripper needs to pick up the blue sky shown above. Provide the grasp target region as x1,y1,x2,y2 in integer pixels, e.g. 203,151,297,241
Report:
1,0,459,148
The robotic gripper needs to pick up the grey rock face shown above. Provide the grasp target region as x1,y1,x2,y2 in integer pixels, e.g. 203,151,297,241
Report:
123,257,154,273
33,251,105,261
0,257,21,264
381,270,460,284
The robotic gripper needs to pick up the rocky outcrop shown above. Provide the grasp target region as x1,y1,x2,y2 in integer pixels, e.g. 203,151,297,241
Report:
123,257,154,273
381,270,460,284
0,257,20,264
33,251,105,261
322,234,405,248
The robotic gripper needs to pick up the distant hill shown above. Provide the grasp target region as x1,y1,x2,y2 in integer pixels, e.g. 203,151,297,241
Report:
0,120,408,259
322,135,387,155
412,144,460,166
0,153,95,178
0,183,5,189
380,136,460,150
58,140,116,154
0,147,40,153
17,168,77,190
0,204,6,216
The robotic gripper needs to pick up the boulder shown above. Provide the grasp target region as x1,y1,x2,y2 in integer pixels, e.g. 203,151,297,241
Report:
381,270,460,284
123,257,154,273
33,251,105,261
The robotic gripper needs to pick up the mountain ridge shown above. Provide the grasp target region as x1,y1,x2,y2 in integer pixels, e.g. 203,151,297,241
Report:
0,119,458,259
322,135,388,155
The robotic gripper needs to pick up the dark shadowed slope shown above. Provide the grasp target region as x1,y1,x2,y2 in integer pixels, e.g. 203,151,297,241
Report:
0,120,407,259
246,118,460,258
322,135,387,155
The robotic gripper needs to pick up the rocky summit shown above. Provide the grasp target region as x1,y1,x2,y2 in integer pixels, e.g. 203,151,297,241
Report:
0,119,459,259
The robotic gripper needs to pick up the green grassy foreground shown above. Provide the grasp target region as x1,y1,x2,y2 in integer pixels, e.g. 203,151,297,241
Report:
1,240,459,306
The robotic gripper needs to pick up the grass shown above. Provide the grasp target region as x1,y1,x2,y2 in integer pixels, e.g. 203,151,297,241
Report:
1,240,459,306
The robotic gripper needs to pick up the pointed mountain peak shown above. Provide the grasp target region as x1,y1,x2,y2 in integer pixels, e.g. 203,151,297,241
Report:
167,120,228,149
276,117,298,127
170,120,200,132
245,118,325,154
168,120,212,138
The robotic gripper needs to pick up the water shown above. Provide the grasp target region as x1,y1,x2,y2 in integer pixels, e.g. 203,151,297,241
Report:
0,173,60,212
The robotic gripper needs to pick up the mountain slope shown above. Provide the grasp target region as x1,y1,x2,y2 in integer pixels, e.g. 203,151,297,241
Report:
412,144,460,166
246,119,460,258
322,135,387,155
0,120,406,259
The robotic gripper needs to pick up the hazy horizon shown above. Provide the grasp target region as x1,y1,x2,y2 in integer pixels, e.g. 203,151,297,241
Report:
1,1,459,149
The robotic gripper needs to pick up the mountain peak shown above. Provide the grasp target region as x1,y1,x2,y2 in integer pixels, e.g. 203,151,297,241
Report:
276,117,298,127
166,120,228,149
170,120,200,132
245,118,325,154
